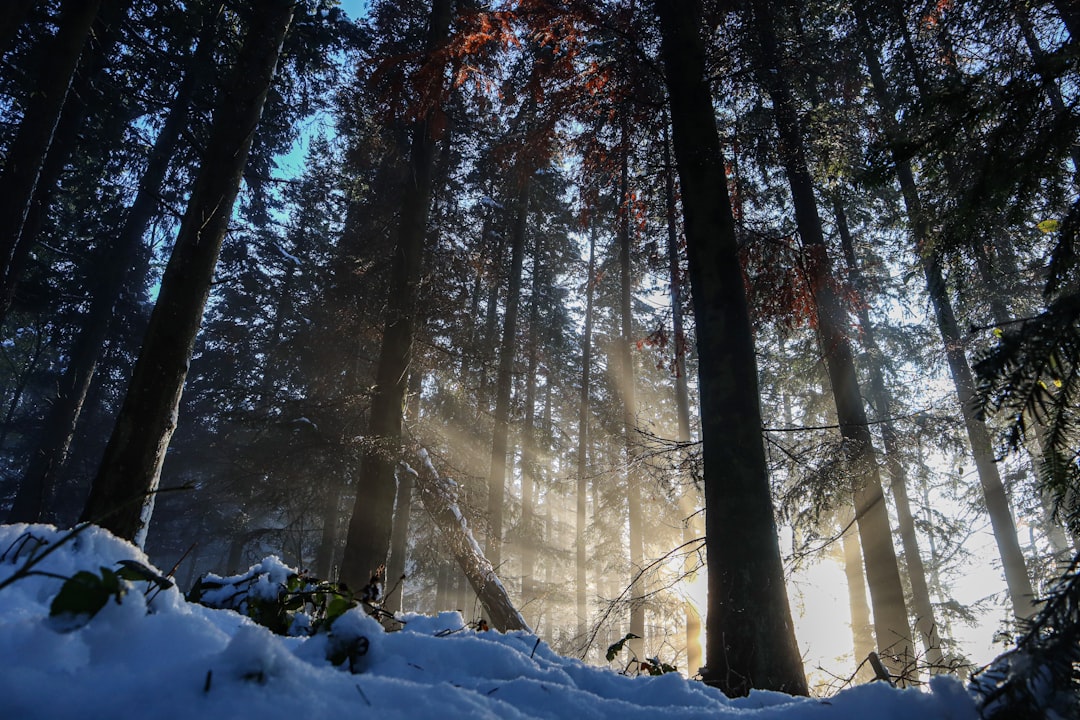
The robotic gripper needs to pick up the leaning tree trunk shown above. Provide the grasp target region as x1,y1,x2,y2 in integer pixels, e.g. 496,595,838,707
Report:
854,3,1037,621
338,0,455,591
748,0,913,675
413,449,530,632
655,0,808,697
0,0,107,319
9,5,220,524
79,1,294,544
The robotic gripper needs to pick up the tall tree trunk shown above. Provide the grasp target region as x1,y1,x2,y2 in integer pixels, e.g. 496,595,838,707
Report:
339,0,455,591
0,0,106,318
616,121,646,663
485,173,530,569
314,474,342,580
655,0,808,696
385,371,423,612
663,115,703,677
519,235,543,614
575,226,596,640
839,503,876,680
748,0,913,674
79,1,294,544
855,4,1038,621
832,197,944,669
9,6,220,523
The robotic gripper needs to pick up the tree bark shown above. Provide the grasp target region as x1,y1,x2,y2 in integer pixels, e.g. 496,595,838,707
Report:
339,0,455,591
655,0,808,696
854,3,1037,621
79,1,294,544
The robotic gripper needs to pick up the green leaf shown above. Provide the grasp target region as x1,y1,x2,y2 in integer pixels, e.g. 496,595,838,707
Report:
324,595,354,629
116,559,174,590
49,568,126,631
1037,219,1060,234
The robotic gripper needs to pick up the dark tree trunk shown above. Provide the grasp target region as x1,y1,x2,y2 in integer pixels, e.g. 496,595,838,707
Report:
575,227,596,639
748,0,913,674
485,173,530,569
855,4,1037,621
79,1,294,544
339,0,455,591
655,0,808,696
9,6,220,524
0,0,105,314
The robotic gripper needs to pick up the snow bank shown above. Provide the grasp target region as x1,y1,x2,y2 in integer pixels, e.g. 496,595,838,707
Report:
0,524,979,720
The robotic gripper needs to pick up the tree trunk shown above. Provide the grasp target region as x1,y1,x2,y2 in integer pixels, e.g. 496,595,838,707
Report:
314,475,342,580
9,5,220,524
832,197,944,669
339,0,455,591
575,226,596,640
413,449,529,632
663,115,703,677
519,234,543,614
385,372,423,612
655,0,808,696
616,120,646,664
78,1,294,544
748,0,913,675
855,4,1037,621
0,0,105,315
485,173,530,569
839,503,876,681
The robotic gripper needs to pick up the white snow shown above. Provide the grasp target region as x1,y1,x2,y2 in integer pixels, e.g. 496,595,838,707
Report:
0,523,980,720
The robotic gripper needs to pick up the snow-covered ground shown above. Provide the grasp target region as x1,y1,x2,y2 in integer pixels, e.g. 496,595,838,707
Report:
0,524,979,719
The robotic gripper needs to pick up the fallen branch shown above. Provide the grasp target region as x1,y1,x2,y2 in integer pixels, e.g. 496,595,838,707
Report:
408,449,530,633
